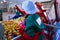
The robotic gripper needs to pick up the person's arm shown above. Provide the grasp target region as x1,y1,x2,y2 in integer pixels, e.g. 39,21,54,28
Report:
43,23,60,28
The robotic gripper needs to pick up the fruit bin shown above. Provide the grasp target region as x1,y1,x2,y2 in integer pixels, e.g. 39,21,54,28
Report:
2,16,25,40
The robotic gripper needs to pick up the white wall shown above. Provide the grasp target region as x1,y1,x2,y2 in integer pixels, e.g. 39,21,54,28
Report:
29,0,51,3
48,4,56,20
8,0,51,7
0,0,51,8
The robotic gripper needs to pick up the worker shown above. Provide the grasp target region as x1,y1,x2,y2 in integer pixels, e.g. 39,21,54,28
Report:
18,0,45,40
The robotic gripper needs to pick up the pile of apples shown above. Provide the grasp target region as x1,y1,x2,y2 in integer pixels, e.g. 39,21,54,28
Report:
2,16,25,40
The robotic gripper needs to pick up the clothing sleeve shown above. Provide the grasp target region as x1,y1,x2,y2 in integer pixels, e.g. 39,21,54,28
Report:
24,15,34,31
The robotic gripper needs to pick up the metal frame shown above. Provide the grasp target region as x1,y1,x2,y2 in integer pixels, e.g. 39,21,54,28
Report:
54,0,59,22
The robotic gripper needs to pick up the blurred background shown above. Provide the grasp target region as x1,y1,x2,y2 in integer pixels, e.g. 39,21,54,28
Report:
0,0,55,20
